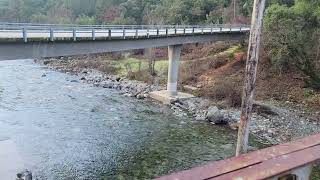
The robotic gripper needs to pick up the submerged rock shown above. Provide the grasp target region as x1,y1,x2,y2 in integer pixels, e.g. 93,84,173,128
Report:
16,170,32,180
16,173,23,180
70,80,79,83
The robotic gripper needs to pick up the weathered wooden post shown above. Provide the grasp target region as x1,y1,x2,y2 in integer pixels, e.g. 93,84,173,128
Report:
236,0,266,156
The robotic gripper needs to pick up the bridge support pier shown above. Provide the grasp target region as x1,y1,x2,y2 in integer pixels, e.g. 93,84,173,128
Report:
150,45,194,104
167,44,182,96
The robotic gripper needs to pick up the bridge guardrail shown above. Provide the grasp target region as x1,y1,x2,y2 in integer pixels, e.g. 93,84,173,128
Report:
0,22,250,43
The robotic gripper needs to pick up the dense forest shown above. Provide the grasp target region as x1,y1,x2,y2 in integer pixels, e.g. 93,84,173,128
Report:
0,0,319,90
0,0,251,25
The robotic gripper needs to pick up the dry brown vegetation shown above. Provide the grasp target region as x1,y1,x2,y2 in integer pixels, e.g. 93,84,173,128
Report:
198,79,243,108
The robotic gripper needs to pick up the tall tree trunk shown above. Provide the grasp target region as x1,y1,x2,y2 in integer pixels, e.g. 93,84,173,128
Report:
233,0,236,23
146,48,156,76
236,0,266,156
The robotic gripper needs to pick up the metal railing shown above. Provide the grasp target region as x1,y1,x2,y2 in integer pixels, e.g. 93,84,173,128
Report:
156,133,320,180
0,22,250,43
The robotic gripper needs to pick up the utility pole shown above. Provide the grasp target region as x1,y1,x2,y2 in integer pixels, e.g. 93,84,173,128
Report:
235,0,266,156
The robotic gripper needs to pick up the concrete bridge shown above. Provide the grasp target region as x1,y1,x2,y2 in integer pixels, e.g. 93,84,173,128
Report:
0,22,249,103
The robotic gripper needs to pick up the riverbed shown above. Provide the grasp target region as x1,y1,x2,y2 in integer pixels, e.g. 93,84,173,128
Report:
0,60,262,179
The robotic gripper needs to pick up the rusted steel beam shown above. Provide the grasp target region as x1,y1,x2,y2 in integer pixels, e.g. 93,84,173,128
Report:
154,133,320,180
211,145,320,180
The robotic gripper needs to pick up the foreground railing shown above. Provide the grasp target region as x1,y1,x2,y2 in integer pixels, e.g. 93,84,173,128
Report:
0,22,250,42
155,133,320,180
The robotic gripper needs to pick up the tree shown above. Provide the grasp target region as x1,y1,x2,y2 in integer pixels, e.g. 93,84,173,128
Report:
75,15,96,25
6,0,24,22
264,0,320,89
97,6,121,24
0,0,246,25
236,0,266,156
30,13,49,23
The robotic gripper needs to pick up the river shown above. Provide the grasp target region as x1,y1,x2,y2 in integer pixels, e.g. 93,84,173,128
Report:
0,60,261,179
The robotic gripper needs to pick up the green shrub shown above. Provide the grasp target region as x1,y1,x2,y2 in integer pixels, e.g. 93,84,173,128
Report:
264,1,320,90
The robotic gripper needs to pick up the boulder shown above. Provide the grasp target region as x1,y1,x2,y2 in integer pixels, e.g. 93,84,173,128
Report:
206,106,230,125
136,93,145,99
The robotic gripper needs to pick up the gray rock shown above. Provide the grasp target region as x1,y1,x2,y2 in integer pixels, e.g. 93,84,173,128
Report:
183,85,199,92
112,82,121,89
16,170,32,180
70,80,79,83
93,83,100,87
116,77,121,82
24,171,32,180
81,70,88,74
123,93,133,97
102,82,113,89
136,94,145,99
195,114,206,121
206,106,230,125
174,101,188,110
16,173,23,180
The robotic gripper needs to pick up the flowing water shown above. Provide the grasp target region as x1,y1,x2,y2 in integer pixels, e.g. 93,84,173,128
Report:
0,60,261,180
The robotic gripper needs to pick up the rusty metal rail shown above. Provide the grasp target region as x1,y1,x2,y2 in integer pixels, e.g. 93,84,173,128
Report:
155,133,320,180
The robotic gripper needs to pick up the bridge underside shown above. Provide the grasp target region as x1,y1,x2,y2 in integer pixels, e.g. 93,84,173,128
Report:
0,33,245,60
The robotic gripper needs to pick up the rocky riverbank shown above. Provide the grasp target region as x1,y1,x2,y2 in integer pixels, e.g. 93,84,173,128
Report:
37,59,320,145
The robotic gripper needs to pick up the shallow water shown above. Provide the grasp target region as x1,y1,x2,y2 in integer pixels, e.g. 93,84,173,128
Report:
0,60,261,179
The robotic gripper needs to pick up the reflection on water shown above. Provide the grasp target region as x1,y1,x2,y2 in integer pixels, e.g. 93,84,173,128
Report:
0,60,261,179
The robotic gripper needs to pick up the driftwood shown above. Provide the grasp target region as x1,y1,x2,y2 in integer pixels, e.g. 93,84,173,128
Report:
236,0,266,156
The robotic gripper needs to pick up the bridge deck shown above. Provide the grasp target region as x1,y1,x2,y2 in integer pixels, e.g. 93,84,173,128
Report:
0,23,249,42
155,133,320,180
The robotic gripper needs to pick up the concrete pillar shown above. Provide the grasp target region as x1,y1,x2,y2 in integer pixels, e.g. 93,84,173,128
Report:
167,44,182,96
